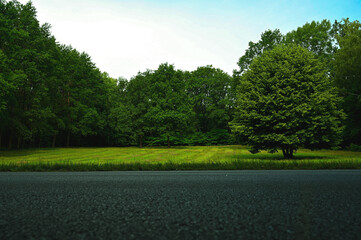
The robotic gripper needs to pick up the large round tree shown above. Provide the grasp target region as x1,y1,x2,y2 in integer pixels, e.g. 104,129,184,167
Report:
230,44,345,159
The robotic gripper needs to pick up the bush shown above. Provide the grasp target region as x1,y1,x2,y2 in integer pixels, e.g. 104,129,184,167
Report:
349,144,361,152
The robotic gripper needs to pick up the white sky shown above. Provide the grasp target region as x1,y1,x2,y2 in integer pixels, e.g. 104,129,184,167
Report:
18,0,360,79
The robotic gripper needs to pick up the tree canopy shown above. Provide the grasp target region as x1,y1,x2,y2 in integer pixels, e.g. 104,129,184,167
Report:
230,45,345,158
144,63,194,147
284,19,337,64
0,0,360,154
187,66,234,145
333,20,361,145
235,29,283,77
235,19,341,78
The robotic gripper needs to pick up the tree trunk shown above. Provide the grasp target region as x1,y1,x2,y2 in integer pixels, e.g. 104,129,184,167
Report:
52,135,56,148
167,135,170,148
139,135,143,148
66,132,70,147
0,131,2,148
8,132,12,149
282,147,294,159
38,137,41,148
17,136,21,149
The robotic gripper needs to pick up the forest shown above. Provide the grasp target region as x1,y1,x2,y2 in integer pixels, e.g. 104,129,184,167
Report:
0,0,360,155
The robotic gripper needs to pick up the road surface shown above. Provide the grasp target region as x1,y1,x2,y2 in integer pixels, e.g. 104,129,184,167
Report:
1,170,361,239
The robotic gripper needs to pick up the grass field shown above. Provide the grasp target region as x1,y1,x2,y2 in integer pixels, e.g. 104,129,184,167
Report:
0,145,361,171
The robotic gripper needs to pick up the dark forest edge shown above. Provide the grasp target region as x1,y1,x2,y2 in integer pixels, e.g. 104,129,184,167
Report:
1,1,361,159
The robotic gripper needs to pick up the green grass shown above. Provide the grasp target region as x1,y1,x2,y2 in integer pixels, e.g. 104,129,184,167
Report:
0,145,361,171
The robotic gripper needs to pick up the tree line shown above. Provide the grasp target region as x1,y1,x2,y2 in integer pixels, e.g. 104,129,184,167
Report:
0,1,234,148
232,18,361,157
0,1,360,155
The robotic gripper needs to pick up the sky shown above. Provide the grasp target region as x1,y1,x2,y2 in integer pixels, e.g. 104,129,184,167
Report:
18,0,361,79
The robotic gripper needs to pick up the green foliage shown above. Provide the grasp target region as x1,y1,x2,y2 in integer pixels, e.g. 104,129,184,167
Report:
235,20,339,80
333,20,361,145
186,129,233,146
0,0,358,150
235,29,283,76
187,66,234,133
0,50,11,114
100,74,132,146
0,0,59,147
349,144,361,152
230,44,345,159
284,19,337,64
0,0,119,148
234,18,361,148
126,70,152,147
144,63,194,147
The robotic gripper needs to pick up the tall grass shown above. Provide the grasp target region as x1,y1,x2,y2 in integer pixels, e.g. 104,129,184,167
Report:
0,146,360,171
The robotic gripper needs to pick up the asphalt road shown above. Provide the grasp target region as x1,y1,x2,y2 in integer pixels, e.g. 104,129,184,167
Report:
1,170,361,240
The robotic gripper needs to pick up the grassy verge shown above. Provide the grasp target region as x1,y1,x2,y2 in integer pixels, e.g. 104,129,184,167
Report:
0,159,360,171
0,146,360,171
